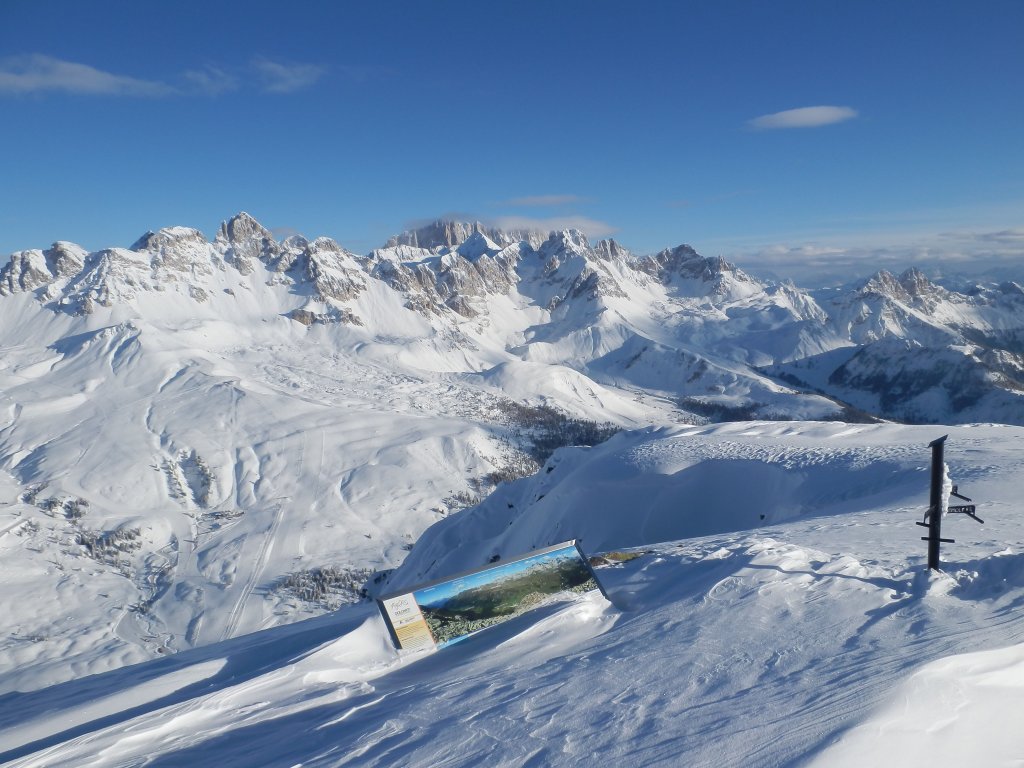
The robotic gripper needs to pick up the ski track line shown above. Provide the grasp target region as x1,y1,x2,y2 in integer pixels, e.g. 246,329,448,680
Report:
220,415,305,642
220,500,286,643
0,516,27,539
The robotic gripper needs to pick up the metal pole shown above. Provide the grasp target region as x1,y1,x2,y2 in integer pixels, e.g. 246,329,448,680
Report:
927,435,947,570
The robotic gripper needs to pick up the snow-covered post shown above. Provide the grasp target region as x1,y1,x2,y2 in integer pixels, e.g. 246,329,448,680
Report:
918,435,984,570
925,435,953,570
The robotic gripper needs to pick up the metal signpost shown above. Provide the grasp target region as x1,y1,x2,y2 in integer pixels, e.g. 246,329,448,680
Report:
917,435,984,571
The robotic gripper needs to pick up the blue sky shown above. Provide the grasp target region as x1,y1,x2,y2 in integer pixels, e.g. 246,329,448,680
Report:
2,1,1021,282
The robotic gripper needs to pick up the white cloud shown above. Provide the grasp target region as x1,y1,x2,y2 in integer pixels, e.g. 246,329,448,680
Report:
269,226,304,241
490,215,617,239
749,106,858,130
721,226,1024,286
402,212,479,230
0,54,172,96
969,228,1024,245
183,66,238,96
251,58,324,93
504,194,586,207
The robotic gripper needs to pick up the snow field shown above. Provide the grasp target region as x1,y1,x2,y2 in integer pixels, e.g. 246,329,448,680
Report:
1,421,1022,766
1,215,1022,764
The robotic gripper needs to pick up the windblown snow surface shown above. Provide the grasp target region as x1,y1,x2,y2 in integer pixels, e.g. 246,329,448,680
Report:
2,421,1022,766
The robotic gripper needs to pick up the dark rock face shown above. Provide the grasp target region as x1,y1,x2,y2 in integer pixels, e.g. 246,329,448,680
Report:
216,212,281,275
0,250,52,295
0,242,88,296
130,227,208,253
387,220,543,250
593,239,631,261
300,238,367,302
287,307,362,326
46,242,85,279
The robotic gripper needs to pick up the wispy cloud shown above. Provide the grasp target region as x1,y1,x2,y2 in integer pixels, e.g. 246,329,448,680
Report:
1,54,332,98
251,58,325,93
270,226,305,241
183,65,238,96
491,215,617,239
963,228,1024,245
402,212,479,231
749,105,858,130
0,54,172,96
721,226,1024,286
504,194,587,207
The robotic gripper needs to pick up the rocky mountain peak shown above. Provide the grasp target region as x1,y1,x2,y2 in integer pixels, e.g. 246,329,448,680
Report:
860,270,907,300
45,241,87,277
129,227,216,290
0,240,90,297
643,244,704,279
858,268,946,307
454,231,502,261
217,212,273,246
593,238,631,261
215,212,280,275
635,246,757,300
279,234,309,252
897,267,937,298
0,250,49,295
305,236,346,256
540,229,591,257
386,220,488,250
299,237,366,304
130,226,208,254
711,255,734,273
386,220,545,251
649,243,699,266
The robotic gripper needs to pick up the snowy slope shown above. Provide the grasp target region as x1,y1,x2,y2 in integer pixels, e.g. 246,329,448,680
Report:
0,215,683,693
1,422,1022,767
810,641,1024,766
0,212,1021,699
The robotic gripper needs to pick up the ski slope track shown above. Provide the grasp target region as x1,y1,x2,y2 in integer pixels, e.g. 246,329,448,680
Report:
0,423,1023,766
0,214,1022,764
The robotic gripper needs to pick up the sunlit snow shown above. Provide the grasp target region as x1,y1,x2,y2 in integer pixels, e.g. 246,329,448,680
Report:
1,215,1022,765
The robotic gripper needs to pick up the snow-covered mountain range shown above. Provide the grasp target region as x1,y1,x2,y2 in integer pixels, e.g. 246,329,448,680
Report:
0,212,1021,700
4,213,1021,423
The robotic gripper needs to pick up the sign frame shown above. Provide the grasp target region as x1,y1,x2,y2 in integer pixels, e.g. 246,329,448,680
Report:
377,539,606,652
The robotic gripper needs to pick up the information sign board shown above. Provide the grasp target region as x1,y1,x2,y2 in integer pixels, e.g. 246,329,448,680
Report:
378,540,604,651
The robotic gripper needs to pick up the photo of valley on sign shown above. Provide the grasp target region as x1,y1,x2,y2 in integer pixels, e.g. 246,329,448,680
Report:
412,542,601,648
